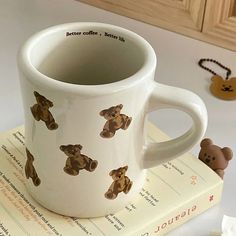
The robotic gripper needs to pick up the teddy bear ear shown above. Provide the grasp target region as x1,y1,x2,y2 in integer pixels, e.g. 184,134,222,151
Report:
34,91,39,97
60,145,66,151
123,165,128,171
231,77,236,83
222,147,233,160
200,138,213,148
117,104,123,109
211,75,224,83
109,170,115,176
75,144,83,150
99,109,107,116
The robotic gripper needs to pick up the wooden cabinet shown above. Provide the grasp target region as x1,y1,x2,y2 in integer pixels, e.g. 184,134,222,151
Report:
202,0,236,50
80,0,236,51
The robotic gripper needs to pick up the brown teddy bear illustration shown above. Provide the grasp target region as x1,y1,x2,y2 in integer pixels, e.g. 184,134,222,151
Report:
210,75,236,100
198,138,233,179
31,91,58,130
105,166,133,200
100,104,132,138
60,144,98,176
25,148,41,186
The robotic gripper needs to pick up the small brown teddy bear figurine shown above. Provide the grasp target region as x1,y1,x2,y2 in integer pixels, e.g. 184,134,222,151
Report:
100,104,132,138
105,166,133,200
25,148,41,186
31,91,58,130
198,138,233,179
60,144,98,176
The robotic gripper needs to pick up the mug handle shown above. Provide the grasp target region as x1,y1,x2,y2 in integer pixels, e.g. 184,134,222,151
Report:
142,81,208,169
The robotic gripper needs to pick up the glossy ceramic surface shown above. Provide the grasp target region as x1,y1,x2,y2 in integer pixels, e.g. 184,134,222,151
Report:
18,22,207,217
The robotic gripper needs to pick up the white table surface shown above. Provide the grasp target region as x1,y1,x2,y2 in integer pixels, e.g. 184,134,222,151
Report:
0,1,235,235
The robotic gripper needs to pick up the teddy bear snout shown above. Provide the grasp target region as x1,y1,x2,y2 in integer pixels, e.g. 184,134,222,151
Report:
222,85,233,92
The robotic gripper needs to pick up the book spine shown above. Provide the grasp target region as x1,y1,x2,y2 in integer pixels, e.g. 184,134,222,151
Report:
131,181,223,236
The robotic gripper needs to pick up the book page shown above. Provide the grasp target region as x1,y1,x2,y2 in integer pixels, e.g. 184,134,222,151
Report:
0,125,222,236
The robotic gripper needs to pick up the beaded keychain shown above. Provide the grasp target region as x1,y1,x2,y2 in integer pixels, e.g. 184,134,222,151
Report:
198,58,236,100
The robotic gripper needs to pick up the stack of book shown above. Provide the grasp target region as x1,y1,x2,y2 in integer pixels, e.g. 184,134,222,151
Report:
0,123,223,236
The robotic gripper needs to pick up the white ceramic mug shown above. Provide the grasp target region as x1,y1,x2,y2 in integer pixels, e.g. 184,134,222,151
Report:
17,22,207,218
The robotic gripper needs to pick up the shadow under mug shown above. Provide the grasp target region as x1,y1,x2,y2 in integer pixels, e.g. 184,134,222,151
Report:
17,22,207,218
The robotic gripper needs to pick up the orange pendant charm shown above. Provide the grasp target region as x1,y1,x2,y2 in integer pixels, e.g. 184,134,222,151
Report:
210,75,236,100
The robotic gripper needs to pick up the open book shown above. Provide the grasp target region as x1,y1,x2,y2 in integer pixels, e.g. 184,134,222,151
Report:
0,123,223,236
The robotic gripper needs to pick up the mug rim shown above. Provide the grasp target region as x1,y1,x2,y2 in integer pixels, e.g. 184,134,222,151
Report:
18,22,157,95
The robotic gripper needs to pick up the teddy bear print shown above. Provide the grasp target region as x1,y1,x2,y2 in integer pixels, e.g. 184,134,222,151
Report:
60,144,98,176
30,91,58,130
198,138,233,179
100,104,132,138
25,148,41,186
105,166,133,200
210,75,236,100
